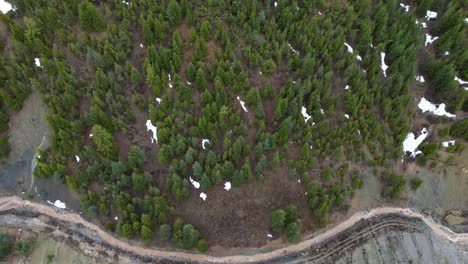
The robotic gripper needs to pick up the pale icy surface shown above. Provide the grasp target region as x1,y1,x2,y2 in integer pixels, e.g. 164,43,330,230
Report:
380,52,388,77
418,97,455,118
224,182,231,191
236,96,248,112
145,120,158,144
403,128,428,157
442,140,455,147
202,139,210,150
189,177,200,189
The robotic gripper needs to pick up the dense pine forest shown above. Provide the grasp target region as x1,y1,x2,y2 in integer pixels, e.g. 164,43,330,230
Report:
0,0,466,252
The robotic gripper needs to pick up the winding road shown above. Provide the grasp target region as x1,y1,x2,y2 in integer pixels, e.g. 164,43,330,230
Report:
0,196,466,263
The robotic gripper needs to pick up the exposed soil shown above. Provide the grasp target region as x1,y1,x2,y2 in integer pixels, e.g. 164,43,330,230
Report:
175,165,311,248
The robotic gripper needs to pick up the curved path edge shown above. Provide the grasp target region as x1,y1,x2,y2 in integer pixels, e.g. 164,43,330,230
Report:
0,196,466,263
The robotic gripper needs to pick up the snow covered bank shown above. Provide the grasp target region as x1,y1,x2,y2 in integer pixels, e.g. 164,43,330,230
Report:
202,139,210,150
0,0,14,14
236,96,248,112
442,140,455,147
145,120,158,144
47,200,66,209
403,128,428,157
380,52,388,77
189,177,200,189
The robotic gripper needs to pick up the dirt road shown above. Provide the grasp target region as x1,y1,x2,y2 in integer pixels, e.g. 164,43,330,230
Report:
0,196,466,263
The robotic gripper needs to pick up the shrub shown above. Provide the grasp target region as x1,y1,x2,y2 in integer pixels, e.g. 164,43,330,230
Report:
15,239,33,256
78,1,105,32
197,239,208,253
270,209,286,232
0,233,13,261
410,177,423,190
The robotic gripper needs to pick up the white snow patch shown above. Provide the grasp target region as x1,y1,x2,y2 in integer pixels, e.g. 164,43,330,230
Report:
425,34,439,46
380,52,388,77
418,97,455,118
455,76,468,85
421,22,427,28
75,155,80,163
236,96,248,112
425,10,437,20
189,177,200,189
202,139,210,150
297,179,301,183
259,71,263,75
344,42,354,53
399,3,409,12
224,182,231,191
140,43,143,48
200,192,207,201
415,75,425,83
114,216,118,220
122,0,129,5
465,18,468,24
301,106,312,123
344,114,350,119
442,140,455,147
274,2,277,8
320,108,324,115
288,43,299,55
444,51,449,56
370,43,374,48
145,120,158,144
0,0,14,14
186,80,191,85
168,73,173,88
403,128,428,157
89,133,93,138
344,85,350,90
156,97,161,104
35,58,42,68
267,233,273,238
356,55,362,61
47,200,66,209
318,11,323,16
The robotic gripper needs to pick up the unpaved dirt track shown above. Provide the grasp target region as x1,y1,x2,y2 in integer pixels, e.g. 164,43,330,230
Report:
0,196,466,263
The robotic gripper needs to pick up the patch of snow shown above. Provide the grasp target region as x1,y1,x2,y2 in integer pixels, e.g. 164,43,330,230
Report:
145,120,158,144
399,3,409,12
344,85,350,90
0,0,14,14
418,97,455,118
48,200,66,209
267,233,273,238
186,80,191,85
224,182,231,191
318,11,323,16
34,58,42,68
358,129,361,136
320,108,324,115
274,2,277,8
421,22,427,28
356,55,362,61
442,140,455,147
415,75,425,83
370,43,374,48
403,128,428,157
89,133,93,138
156,97,161,104
236,96,248,112
425,34,439,46
114,216,118,220
202,139,210,150
288,43,299,55
75,155,80,163
200,192,207,201
189,177,200,189
168,73,172,88
344,114,350,119
297,179,301,183
301,106,312,123
122,0,129,5
465,18,468,24
344,42,354,53
444,51,449,56
455,76,468,85
309,145,313,150
425,10,437,20
259,71,263,75
380,52,388,77
140,43,143,48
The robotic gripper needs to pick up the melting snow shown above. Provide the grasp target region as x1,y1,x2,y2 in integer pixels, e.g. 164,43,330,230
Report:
418,97,455,118
380,52,388,77
421,22,427,28
0,0,14,14
301,106,312,122
168,73,173,88
442,140,455,147
47,200,66,209
35,58,42,68
186,80,191,85
318,11,323,16
189,177,200,189
224,182,231,191
444,51,449,56
202,139,210,150
200,192,207,201
344,114,350,119
121,0,129,5
156,97,161,104
267,233,273,238
399,3,409,12
75,155,80,163
236,96,248,112
344,85,350,90
455,76,468,85
145,120,158,144
425,34,439,46
288,43,299,55
425,10,437,20
403,128,428,157
114,216,118,220
274,2,277,8
356,55,362,61
465,18,468,24
415,76,425,83
344,42,354,53
140,43,143,48
89,133,93,138
320,108,324,115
